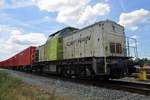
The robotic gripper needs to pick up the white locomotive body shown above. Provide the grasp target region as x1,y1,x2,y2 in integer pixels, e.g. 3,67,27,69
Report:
63,20,126,59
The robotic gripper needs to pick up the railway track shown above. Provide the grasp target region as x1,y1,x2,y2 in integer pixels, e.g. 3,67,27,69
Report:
11,70,150,95
36,73,150,95
97,80,150,95
73,80,150,95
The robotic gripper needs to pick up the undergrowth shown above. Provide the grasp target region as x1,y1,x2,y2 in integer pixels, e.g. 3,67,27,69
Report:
0,70,63,100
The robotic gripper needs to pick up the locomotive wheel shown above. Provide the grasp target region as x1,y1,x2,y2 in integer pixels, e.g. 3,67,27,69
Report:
76,66,93,79
61,66,71,78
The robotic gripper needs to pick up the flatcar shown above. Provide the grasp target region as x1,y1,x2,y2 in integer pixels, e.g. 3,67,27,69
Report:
0,20,134,79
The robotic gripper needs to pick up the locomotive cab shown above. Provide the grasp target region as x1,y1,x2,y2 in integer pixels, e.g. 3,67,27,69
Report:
98,21,133,79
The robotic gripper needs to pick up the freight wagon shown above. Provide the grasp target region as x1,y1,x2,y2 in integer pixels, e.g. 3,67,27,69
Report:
0,47,36,70
0,61,5,68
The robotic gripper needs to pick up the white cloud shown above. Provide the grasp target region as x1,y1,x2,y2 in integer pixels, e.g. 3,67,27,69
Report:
33,0,90,12
131,35,139,39
33,0,110,26
130,26,138,31
43,16,54,23
0,0,5,8
78,3,110,24
9,30,46,46
0,27,46,61
119,9,150,30
0,0,34,9
44,16,51,20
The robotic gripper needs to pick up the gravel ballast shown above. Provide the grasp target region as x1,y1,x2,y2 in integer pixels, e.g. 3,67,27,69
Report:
5,69,150,100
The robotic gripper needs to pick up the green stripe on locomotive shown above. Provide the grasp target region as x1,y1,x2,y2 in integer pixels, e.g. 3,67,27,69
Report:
44,35,63,61
37,27,78,62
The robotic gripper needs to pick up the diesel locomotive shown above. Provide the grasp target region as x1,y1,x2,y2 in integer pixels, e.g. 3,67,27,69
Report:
0,20,134,79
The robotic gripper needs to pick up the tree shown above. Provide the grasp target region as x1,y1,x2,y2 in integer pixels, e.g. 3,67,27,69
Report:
133,58,150,67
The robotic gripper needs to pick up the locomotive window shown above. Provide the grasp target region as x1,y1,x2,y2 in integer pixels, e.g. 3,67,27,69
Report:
116,43,122,54
112,25,115,31
99,24,101,27
110,42,122,54
110,43,115,53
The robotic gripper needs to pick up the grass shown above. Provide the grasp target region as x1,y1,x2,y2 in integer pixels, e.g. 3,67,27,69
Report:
0,70,64,100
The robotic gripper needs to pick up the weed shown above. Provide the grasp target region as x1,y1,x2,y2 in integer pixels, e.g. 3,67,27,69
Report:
0,70,62,100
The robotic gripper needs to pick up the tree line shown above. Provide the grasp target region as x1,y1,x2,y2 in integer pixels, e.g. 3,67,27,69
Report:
133,58,150,67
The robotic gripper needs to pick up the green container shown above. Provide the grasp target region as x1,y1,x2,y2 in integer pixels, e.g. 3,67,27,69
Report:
44,35,63,61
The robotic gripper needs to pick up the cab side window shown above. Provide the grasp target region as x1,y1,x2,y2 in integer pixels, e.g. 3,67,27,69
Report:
110,42,115,53
116,43,122,54
109,42,122,54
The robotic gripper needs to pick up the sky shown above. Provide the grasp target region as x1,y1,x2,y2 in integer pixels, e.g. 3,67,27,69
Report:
0,0,150,61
